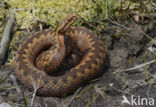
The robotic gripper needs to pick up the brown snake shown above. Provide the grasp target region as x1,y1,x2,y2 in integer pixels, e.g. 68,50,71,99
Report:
35,14,81,73
14,13,106,97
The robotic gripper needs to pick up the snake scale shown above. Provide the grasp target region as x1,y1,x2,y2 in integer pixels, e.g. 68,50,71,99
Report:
14,13,106,97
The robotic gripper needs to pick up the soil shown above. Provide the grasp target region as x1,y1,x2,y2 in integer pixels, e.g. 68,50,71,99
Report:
0,18,156,107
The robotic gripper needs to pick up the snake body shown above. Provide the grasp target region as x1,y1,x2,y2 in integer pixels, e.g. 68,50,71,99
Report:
35,14,80,73
14,14,106,97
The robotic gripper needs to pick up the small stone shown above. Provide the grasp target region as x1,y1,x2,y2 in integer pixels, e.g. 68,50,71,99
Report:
109,83,114,87
0,103,11,107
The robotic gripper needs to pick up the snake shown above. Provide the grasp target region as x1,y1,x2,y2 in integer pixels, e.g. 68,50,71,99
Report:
35,14,81,74
14,13,106,97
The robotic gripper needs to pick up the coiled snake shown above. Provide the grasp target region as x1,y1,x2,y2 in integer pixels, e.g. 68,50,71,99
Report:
14,13,106,97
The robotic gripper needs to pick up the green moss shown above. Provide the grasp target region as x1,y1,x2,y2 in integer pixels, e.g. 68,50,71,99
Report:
7,0,100,29
3,0,156,30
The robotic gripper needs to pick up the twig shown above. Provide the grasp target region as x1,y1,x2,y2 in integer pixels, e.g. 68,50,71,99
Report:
142,30,153,40
77,14,98,30
109,83,137,97
0,10,15,65
114,59,155,74
64,88,82,107
48,87,82,107
108,17,131,30
30,73,42,107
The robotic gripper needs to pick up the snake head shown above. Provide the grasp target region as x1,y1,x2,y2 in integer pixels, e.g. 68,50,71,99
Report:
56,13,77,34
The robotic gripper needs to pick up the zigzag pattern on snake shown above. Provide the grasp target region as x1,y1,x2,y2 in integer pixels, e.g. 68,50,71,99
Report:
14,13,106,97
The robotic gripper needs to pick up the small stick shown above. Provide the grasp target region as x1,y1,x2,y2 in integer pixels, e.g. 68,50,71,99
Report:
30,73,42,107
0,10,15,65
114,59,155,74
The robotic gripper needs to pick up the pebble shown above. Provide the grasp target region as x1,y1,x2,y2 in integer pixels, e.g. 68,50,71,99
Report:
0,103,11,107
